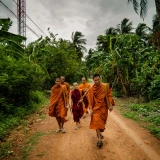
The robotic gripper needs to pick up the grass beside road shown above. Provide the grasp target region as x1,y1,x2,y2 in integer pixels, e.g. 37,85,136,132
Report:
116,98,160,139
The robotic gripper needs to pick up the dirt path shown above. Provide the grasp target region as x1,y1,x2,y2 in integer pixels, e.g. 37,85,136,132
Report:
4,98,160,160
10,100,158,160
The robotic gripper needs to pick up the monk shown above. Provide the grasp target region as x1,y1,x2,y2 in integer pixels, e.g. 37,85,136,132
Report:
88,74,115,148
48,77,69,133
71,82,84,130
60,76,70,116
60,76,70,96
78,77,90,118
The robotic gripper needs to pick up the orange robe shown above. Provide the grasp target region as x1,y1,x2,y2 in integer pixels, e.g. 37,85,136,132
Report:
88,83,115,132
61,82,70,95
78,83,90,91
78,83,90,113
48,85,68,121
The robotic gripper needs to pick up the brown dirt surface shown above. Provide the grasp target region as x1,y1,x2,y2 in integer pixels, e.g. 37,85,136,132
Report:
2,98,160,160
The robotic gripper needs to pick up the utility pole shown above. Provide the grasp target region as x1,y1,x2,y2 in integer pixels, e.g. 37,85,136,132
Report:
17,0,26,45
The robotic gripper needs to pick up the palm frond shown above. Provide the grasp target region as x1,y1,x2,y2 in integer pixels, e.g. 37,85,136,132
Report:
135,23,149,37
105,27,117,35
128,0,139,14
120,18,133,34
140,0,148,20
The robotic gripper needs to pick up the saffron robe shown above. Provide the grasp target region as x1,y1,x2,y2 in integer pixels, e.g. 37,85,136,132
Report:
78,83,90,91
78,82,90,113
48,85,68,120
61,82,70,95
71,89,84,122
88,83,115,132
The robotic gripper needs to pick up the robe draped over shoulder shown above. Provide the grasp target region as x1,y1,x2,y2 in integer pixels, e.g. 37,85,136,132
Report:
79,83,90,112
48,85,68,119
78,83,90,91
61,82,70,95
88,83,115,131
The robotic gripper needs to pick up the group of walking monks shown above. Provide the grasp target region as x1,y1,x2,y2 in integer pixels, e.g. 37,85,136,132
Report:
48,74,115,148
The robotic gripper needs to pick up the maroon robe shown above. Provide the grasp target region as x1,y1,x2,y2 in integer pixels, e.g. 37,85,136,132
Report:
71,89,84,122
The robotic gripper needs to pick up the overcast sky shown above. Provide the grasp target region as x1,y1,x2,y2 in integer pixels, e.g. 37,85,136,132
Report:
0,0,156,52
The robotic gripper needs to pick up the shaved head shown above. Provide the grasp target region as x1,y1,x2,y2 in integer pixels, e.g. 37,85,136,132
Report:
73,82,78,85
60,76,65,83
73,82,79,89
55,77,60,81
82,77,86,84
55,77,61,86
93,74,101,86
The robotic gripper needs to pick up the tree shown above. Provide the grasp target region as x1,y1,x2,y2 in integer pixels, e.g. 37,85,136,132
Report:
85,48,95,60
152,14,160,32
0,18,12,31
150,14,160,49
86,21,160,99
135,23,149,39
71,31,87,59
105,27,118,35
117,18,133,34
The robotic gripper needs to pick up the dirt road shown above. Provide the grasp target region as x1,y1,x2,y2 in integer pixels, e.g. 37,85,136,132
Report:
15,100,159,160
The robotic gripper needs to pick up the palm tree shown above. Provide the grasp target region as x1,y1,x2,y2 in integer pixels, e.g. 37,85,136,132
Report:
105,27,118,35
71,31,87,59
0,18,26,56
117,18,133,34
128,0,160,22
85,48,94,61
150,14,160,49
152,14,160,32
135,23,149,38
155,0,160,22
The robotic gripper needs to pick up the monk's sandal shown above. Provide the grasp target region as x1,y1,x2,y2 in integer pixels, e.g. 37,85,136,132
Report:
97,141,103,148
100,134,104,139
56,129,61,133
61,128,66,133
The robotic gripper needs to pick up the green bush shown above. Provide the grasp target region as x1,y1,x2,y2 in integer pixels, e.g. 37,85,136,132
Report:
112,91,123,97
126,102,160,138
0,91,47,140
0,54,45,114
148,126,160,138
148,75,160,100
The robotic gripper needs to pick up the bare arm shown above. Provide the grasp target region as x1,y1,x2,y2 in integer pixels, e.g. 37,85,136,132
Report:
107,88,115,112
70,92,73,109
70,98,73,109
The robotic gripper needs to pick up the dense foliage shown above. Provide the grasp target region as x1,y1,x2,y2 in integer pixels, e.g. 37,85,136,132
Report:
86,17,160,101
0,19,88,140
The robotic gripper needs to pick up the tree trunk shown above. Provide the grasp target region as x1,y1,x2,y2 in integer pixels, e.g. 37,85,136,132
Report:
155,0,160,23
